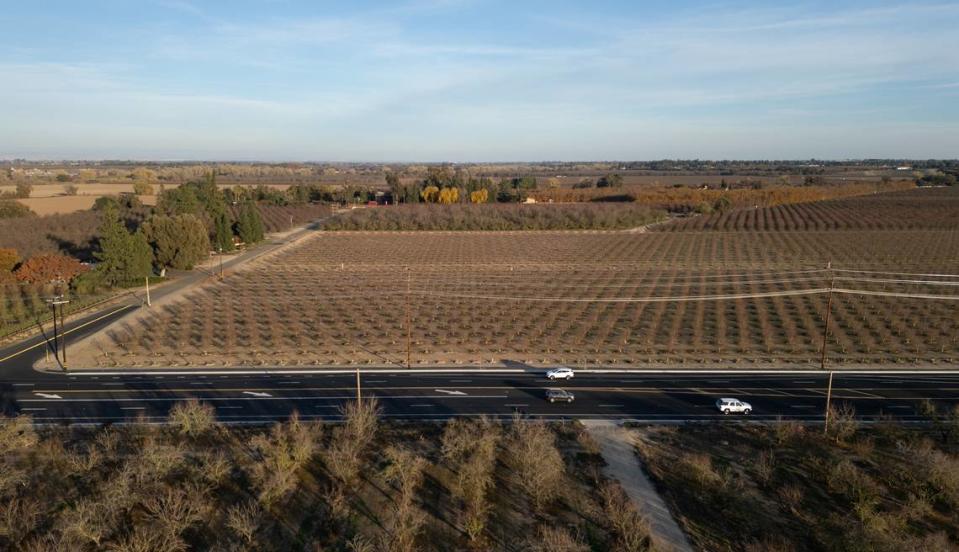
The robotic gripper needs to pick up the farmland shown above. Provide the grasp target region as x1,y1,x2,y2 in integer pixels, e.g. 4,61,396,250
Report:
72,187,959,369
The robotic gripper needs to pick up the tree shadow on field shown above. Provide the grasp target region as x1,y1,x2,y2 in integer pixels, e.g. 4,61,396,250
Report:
47,233,96,262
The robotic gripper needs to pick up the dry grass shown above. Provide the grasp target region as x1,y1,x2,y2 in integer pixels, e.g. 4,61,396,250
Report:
635,422,959,551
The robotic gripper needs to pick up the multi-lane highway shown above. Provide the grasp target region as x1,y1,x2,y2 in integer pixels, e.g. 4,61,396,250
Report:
3,369,959,424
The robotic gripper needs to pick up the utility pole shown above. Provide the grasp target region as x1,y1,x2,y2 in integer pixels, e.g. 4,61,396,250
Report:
59,299,68,367
356,366,362,405
218,246,224,280
49,297,59,363
406,267,412,369
820,262,834,372
47,294,70,369
821,262,834,436
824,371,834,435
145,276,152,307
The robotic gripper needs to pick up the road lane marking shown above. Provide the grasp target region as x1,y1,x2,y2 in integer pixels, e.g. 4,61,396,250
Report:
34,393,62,399
102,383,124,386
13,383,34,387
791,405,816,409
504,404,528,407
599,404,624,407
450,379,472,382
411,404,433,407
367,380,387,383
218,406,243,409
435,389,467,396
279,381,300,384
19,394,508,403
0,304,135,364
21,408,47,411
121,407,145,410
242,391,272,398
887,405,912,409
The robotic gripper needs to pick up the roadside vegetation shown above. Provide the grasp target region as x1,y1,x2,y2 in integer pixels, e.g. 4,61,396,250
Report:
0,406,648,551
324,203,667,231
0,173,329,337
635,408,959,551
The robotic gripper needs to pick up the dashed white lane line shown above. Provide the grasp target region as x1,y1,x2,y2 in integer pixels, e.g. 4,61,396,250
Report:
410,404,433,407
504,404,528,407
21,408,47,411
13,383,34,387
599,404,624,407
121,407,145,410
887,405,912,409
791,405,816,409
102,383,124,386
366,380,387,383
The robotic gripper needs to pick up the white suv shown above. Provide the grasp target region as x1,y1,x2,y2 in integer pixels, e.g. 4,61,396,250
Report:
546,368,574,380
716,398,752,415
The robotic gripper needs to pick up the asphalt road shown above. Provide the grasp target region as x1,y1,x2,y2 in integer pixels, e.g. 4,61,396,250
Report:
0,221,323,382
3,370,959,424
1,217,957,425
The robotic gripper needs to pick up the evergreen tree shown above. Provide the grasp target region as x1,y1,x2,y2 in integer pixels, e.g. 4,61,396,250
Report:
213,210,235,252
143,214,211,271
236,202,265,245
94,206,152,285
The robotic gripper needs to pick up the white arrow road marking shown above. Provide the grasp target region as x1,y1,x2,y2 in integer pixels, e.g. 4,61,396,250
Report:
34,393,63,399
434,389,467,396
242,391,273,398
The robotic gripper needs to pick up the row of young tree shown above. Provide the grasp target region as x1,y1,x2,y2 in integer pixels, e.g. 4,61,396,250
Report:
385,167,545,205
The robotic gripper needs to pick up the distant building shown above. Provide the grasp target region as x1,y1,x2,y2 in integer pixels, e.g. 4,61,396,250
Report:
896,166,912,171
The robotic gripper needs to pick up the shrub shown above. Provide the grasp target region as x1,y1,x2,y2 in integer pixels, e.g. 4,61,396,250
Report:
168,399,218,438
0,201,34,219
15,182,32,198
132,181,154,195
529,526,590,552
248,412,321,505
64,184,79,196
827,403,858,443
0,248,18,274
508,419,565,511
14,253,87,284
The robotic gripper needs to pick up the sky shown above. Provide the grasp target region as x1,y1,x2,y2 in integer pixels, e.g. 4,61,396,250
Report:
1,1,958,161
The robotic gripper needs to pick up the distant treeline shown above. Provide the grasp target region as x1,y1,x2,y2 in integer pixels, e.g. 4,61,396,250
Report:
323,203,667,231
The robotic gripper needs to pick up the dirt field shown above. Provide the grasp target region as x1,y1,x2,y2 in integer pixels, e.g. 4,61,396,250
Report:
69,188,959,369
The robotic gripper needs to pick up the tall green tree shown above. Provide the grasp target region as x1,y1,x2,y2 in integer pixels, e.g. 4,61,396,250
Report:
212,210,235,252
94,206,152,285
143,214,211,271
235,202,265,245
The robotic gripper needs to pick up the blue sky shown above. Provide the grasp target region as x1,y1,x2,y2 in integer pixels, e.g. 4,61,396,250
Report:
1,1,958,161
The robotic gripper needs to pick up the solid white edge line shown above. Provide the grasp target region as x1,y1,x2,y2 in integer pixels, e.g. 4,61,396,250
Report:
61,368,959,377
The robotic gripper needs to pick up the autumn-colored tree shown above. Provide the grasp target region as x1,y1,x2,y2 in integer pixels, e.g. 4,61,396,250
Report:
439,187,460,204
14,253,88,284
420,186,440,203
470,189,489,204
15,182,32,199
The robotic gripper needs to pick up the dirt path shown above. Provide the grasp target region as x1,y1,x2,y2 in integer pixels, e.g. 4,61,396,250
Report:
581,420,694,552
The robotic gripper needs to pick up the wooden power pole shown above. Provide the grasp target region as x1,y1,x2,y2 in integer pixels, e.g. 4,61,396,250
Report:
406,268,412,369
